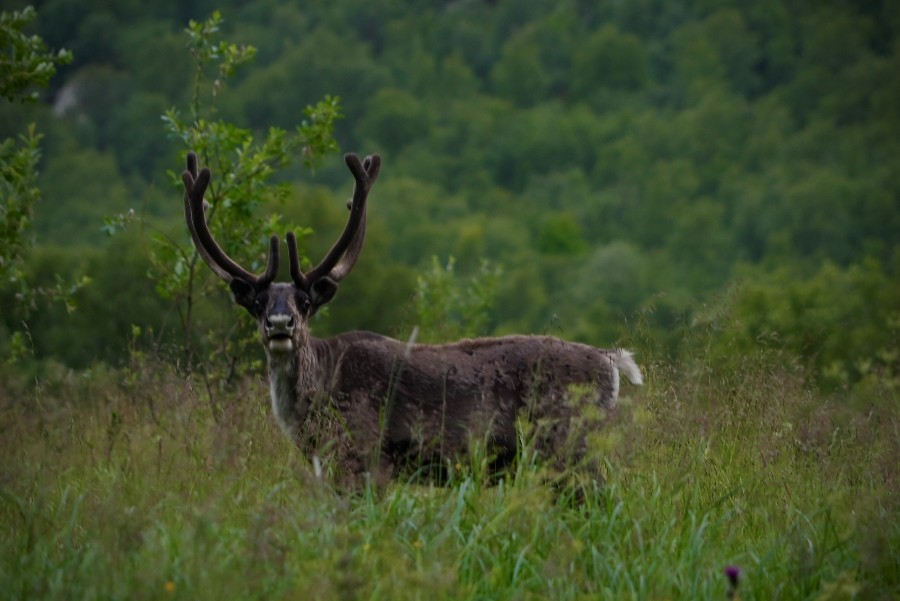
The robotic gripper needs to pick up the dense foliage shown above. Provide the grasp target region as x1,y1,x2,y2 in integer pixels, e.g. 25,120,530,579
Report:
0,5,74,359
0,0,897,389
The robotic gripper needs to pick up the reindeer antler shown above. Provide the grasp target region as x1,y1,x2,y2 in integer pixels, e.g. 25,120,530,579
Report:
182,152,279,290
287,153,381,290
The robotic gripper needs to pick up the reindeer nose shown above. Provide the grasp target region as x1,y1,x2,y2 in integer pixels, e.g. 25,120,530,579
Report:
265,313,295,335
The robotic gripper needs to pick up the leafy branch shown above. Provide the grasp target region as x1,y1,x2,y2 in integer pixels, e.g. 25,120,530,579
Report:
117,12,342,377
0,6,72,102
1,8,82,362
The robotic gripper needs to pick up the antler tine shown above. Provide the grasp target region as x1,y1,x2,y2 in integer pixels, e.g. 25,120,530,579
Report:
286,231,309,289
186,151,198,180
327,199,367,282
305,153,381,284
259,234,280,287
328,154,380,280
182,152,279,288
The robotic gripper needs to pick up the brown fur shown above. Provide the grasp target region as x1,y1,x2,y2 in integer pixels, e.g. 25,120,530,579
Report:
295,332,635,485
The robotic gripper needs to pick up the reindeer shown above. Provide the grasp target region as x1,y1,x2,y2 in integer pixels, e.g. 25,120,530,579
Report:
181,151,642,487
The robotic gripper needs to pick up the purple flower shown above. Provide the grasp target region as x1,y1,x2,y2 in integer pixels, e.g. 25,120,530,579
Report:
724,565,741,588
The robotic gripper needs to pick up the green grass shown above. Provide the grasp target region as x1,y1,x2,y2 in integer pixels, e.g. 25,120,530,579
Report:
1,349,897,600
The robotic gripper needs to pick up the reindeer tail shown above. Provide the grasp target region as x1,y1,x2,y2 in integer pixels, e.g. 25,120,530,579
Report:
615,350,644,386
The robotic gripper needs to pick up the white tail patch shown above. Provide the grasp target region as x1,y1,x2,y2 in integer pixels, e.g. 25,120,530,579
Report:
615,349,644,386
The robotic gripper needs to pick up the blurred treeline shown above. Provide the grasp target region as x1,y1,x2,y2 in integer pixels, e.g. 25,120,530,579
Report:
1,0,898,389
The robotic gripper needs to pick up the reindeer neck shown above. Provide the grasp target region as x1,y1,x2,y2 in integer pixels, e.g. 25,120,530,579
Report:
266,336,323,441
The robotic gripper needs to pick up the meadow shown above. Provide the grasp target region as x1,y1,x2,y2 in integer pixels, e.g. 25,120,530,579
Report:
2,335,896,600
3,3,899,599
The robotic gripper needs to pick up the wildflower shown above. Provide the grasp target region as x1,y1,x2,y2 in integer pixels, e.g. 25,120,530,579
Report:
164,580,176,594
724,565,740,599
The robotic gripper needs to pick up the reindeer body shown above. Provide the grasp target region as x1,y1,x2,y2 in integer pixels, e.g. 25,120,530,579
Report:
268,328,642,483
180,152,642,487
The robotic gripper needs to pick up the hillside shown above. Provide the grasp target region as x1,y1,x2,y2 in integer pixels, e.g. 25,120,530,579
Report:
1,0,898,382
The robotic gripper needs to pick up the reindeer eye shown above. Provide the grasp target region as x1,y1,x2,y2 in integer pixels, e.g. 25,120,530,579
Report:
295,295,312,315
253,295,267,315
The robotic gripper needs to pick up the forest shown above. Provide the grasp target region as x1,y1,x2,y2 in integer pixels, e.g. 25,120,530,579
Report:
1,1,898,598
0,0,895,387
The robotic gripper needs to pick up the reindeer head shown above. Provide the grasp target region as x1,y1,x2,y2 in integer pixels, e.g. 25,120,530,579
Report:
181,152,381,354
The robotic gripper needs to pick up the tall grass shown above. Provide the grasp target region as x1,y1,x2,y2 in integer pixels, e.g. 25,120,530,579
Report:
1,344,896,600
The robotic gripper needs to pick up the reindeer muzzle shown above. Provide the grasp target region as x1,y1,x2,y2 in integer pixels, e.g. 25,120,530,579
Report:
265,314,295,352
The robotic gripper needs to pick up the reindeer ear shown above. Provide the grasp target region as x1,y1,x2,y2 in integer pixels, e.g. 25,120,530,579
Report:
310,277,338,309
229,279,258,312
